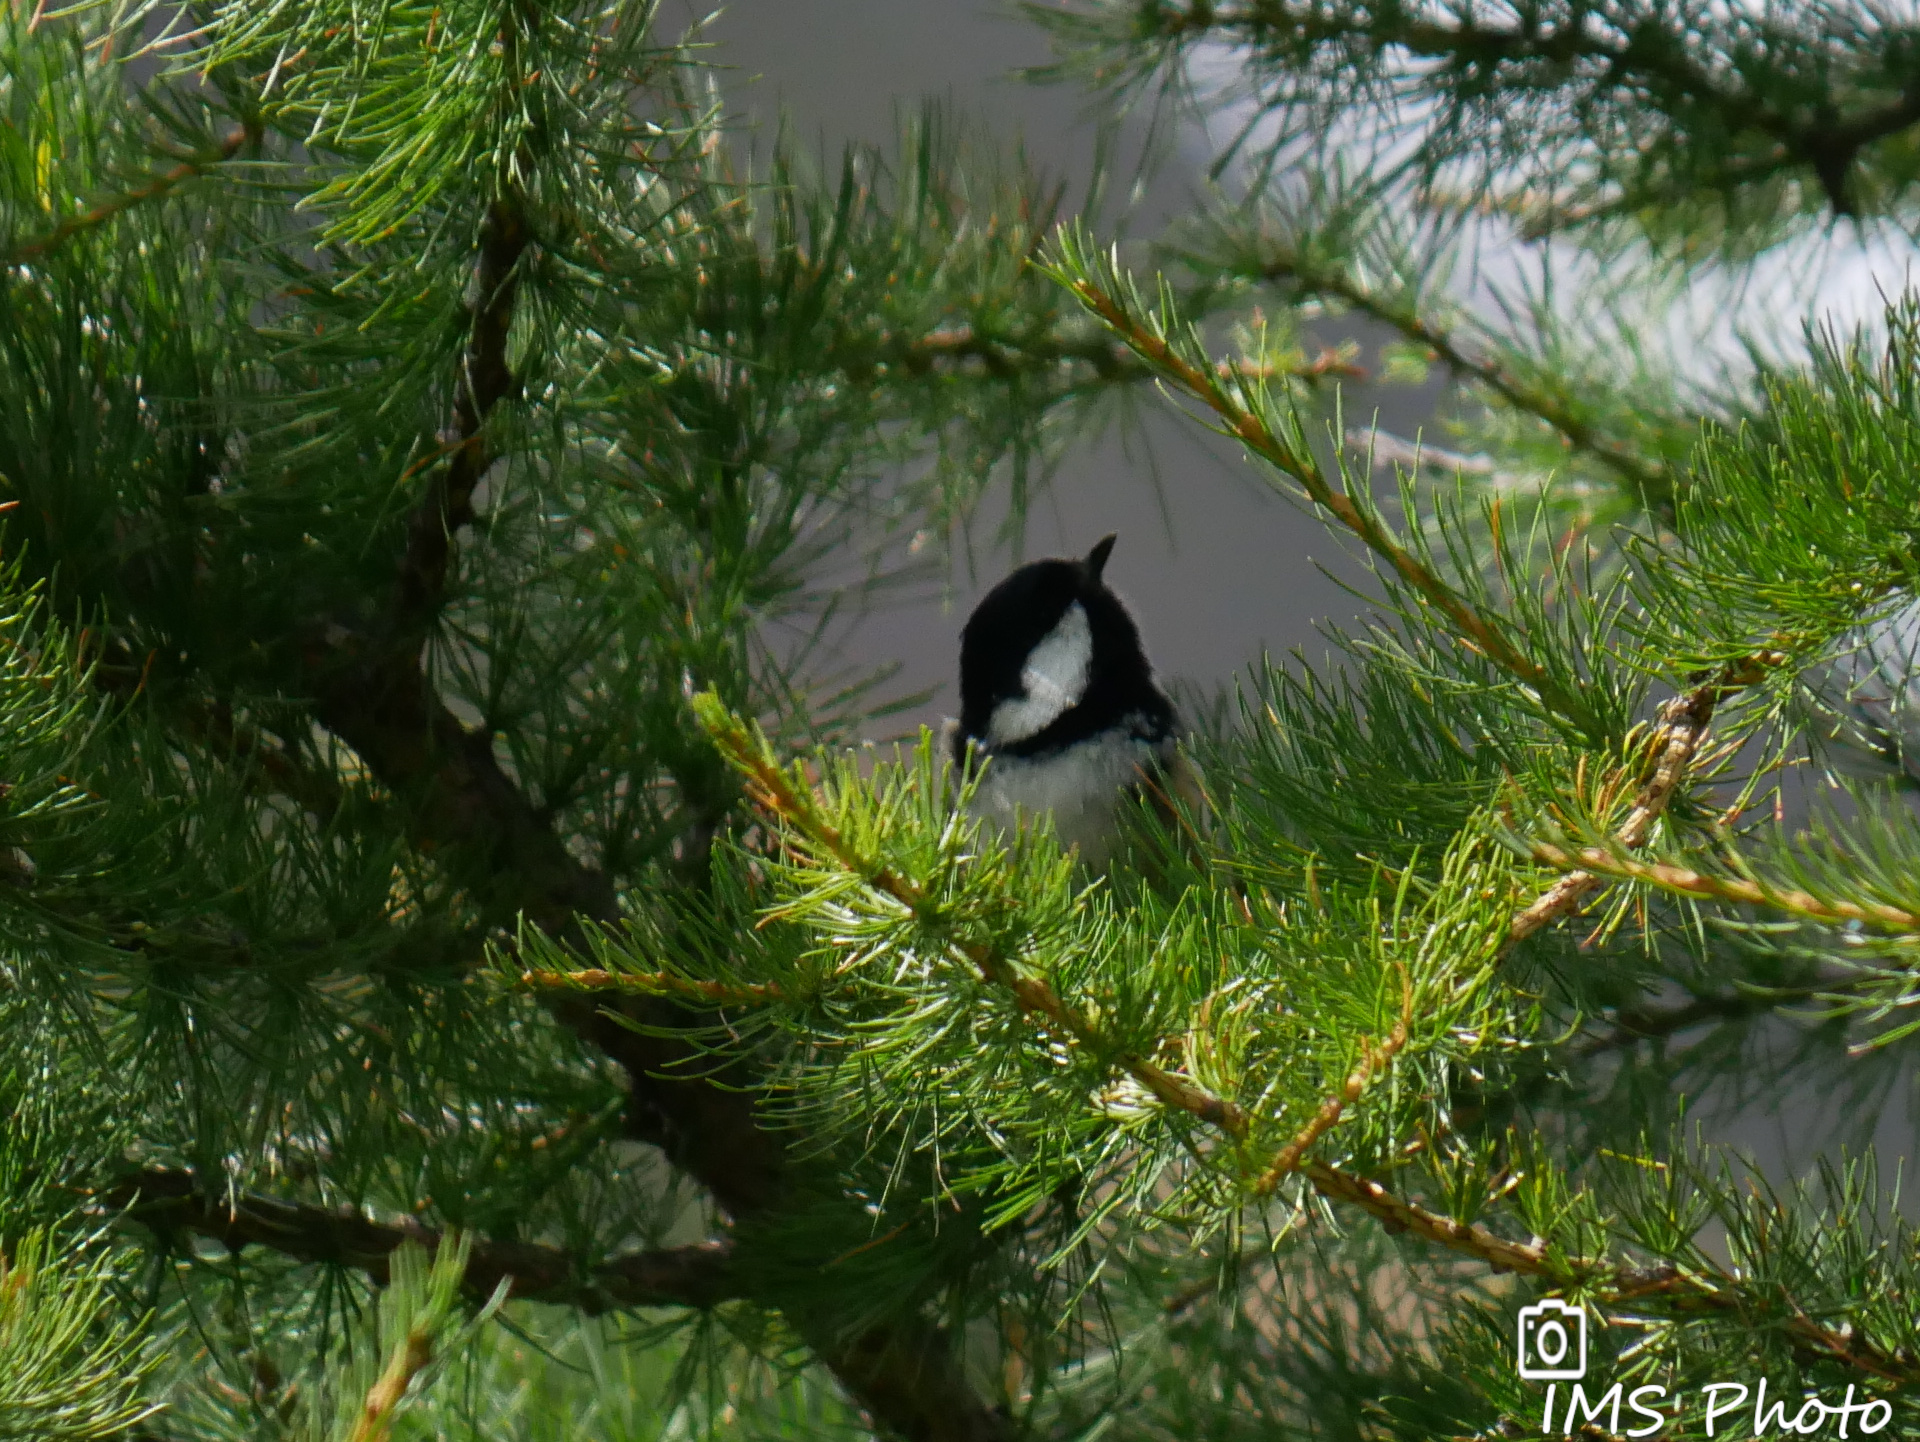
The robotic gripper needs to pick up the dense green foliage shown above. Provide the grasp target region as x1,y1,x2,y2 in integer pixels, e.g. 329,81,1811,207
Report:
9,0,1920,1438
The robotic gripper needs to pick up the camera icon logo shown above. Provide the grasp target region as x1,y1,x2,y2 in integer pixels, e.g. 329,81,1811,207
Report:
1516,1299,1587,1380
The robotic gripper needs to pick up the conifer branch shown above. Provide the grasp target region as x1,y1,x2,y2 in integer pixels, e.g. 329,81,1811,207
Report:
1299,1160,1547,1275
279,161,1013,1442
96,1167,739,1313
1255,967,1412,1194
830,323,1363,385
694,694,1253,1138
1507,655,1781,947
396,194,528,628
1060,260,1579,716
831,325,1145,382
3,122,259,267
312,638,1007,1442
345,1324,437,1442
518,966,784,1006
1529,842,1920,934
1299,1161,1920,1385
1132,1,1920,217
1256,254,1671,508
696,689,1917,1385
86,634,346,820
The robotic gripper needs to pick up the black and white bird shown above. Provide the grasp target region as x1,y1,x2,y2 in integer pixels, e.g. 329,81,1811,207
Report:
948,535,1191,871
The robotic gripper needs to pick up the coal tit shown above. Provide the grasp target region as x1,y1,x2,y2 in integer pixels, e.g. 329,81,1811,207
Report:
949,535,1189,871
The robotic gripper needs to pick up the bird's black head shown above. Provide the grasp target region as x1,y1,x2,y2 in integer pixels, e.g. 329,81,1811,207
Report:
955,535,1175,759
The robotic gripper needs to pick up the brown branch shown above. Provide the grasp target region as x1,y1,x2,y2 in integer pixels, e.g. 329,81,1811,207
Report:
292,186,1015,1440
1529,841,1920,934
6,123,258,267
702,709,1918,1392
1255,968,1413,1194
1270,259,1670,509
1506,655,1782,948
832,324,1146,383
831,322,1363,385
1299,1160,1920,1385
700,702,1250,1139
1064,269,1581,718
300,697,1014,1438
96,1168,737,1314
1300,1160,1549,1275
394,195,528,629
518,966,783,1006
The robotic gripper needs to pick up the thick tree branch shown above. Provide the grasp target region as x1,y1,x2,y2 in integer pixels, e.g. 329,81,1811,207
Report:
293,187,1013,1442
97,1167,737,1313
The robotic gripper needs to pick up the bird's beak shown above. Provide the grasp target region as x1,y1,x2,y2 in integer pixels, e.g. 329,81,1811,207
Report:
1085,533,1117,583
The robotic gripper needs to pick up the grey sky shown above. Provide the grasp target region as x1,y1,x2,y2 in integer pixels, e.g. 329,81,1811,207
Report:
695,0,1918,1191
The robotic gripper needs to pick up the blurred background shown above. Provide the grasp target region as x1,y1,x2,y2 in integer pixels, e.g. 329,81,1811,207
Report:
693,0,1446,737
688,0,1920,1194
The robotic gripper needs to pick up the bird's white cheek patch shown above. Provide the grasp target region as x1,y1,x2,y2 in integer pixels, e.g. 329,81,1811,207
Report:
988,602,1092,745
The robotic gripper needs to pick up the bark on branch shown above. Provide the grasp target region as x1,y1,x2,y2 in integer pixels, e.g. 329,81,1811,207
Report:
292,185,1013,1441
1507,655,1782,948
97,1167,736,1313
1265,256,1671,510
